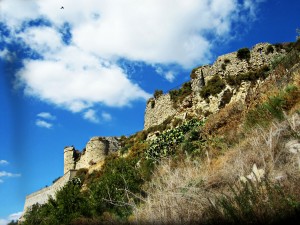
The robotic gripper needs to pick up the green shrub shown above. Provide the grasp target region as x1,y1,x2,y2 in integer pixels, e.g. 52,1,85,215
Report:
90,157,144,218
266,45,274,54
23,178,91,225
271,55,286,69
145,119,204,160
263,95,285,120
280,50,300,70
154,89,163,99
221,63,226,70
274,43,284,52
146,98,155,108
245,85,299,129
172,117,183,127
244,96,285,129
200,75,225,98
226,65,270,87
224,58,231,64
169,82,192,108
237,48,251,61
55,179,92,223
76,168,88,184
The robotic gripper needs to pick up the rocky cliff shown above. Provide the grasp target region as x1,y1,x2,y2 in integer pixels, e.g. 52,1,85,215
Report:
144,43,286,131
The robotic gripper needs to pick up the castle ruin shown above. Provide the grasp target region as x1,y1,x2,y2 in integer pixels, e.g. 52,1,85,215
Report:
22,136,120,215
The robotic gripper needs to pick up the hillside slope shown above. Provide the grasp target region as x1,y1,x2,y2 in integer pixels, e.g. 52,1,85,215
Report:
21,40,300,225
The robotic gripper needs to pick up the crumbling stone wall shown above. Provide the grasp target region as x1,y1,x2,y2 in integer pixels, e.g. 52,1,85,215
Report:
145,43,286,129
144,93,177,130
23,170,77,213
75,137,120,170
64,136,120,173
64,146,76,174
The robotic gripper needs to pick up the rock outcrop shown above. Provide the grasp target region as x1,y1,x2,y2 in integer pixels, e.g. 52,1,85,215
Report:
144,43,286,131
64,136,120,174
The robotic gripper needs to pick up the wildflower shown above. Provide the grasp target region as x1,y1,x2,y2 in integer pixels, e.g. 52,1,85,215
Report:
240,164,265,183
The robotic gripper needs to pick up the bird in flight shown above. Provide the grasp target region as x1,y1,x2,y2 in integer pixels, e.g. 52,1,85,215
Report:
61,6,64,9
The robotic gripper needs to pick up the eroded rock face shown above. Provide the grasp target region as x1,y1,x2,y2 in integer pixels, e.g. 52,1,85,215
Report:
64,136,120,173
144,43,285,131
144,94,177,130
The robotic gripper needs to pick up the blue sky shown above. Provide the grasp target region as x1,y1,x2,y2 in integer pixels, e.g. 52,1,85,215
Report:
0,0,299,223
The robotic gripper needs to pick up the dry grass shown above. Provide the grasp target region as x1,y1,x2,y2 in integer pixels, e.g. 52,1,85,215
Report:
130,68,300,224
130,112,300,224
130,158,212,224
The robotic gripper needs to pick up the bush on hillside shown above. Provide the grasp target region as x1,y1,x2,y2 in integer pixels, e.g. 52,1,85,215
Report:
169,82,192,108
146,119,204,160
237,48,251,61
153,89,163,99
266,45,274,54
90,156,144,218
23,178,91,225
200,75,226,98
226,65,270,86
245,85,300,129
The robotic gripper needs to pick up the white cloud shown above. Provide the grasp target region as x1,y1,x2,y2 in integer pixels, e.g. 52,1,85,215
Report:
35,119,53,129
37,112,56,120
0,160,9,165
0,171,21,178
16,47,151,112
83,109,100,123
165,71,176,83
0,212,23,225
0,171,21,184
154,66,176,82
102,112,112,121
17,26,64,55
2,0,263,116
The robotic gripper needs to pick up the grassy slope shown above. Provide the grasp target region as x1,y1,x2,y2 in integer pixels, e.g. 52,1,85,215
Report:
22,42,300,225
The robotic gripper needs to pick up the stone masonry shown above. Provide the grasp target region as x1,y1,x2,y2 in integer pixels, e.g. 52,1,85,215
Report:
144,93,177,130
64,136,120,173
22,170,77,215
23,136,120,217
144,43,286,129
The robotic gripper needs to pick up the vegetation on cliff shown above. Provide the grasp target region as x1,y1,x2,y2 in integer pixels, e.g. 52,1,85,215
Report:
22,40,300,225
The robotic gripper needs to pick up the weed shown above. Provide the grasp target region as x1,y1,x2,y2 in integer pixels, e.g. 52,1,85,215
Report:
153,90,163,99
207,178,300,225
266,45,274,54
200,75,226,98
169,82,192,108
237,48,251,61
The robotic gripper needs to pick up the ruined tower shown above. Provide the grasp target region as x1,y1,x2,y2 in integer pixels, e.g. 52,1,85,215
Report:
64,146,75,174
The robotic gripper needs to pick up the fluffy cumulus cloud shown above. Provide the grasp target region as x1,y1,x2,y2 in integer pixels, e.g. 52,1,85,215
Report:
1,0,263,116
0,212,23,225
